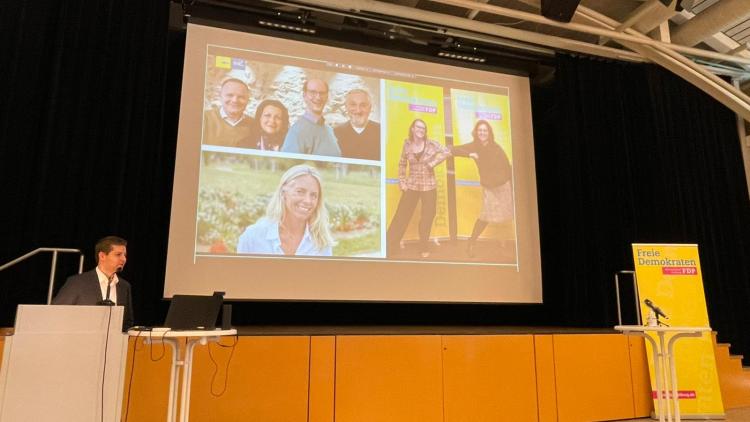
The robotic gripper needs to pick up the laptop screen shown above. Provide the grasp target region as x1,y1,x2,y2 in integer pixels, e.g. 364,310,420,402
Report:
163,294,223,330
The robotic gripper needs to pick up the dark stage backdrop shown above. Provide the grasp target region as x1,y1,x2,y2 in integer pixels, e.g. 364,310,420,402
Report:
2,1,749,360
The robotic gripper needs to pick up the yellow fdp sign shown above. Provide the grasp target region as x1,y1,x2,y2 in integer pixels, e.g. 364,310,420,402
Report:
632,243,724,418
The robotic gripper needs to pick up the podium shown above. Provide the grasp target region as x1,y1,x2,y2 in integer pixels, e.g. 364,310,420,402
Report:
615,325,711,422
0,305,129,422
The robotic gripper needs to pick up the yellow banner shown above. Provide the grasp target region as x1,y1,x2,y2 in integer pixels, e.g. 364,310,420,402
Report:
632,243,724,417
449,88,513,241
384,80,449,242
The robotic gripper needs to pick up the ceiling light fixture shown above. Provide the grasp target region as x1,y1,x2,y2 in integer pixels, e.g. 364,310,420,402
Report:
258,19,317,34
437,50,486,63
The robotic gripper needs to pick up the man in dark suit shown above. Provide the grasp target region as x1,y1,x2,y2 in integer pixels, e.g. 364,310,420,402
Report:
53,236,134,330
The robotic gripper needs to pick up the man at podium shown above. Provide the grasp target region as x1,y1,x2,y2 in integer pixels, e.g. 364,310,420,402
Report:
53,236,134,330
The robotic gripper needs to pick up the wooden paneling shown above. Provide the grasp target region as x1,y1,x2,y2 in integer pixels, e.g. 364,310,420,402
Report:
335,335,444,422
534,335,558,422
553,334,636,422
627,336,654,417
120,335,311,422
120,336,174,422
188,336,311,422
309,336,335,422
442,335,538,422
114,332,656,422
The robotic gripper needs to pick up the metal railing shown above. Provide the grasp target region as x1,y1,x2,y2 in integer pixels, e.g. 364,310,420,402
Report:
614,270,641,326
0,248,85,304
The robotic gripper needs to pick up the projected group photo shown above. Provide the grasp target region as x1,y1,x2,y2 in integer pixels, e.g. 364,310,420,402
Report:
195,46,517,264
167,24,541,302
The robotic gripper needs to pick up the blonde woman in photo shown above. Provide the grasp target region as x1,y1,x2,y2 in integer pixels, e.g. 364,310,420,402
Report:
237,164,334,256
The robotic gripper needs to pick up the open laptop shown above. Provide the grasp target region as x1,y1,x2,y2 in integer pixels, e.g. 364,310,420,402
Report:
163,293,223,330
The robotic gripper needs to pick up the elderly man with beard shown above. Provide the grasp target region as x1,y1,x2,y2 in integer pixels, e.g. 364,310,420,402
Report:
281,78,341,157
334,89,381,160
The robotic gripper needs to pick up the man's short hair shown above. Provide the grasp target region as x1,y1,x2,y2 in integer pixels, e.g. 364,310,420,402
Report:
95,236,127,263
220,78,249,91
303,79,329,93
345,88,371,101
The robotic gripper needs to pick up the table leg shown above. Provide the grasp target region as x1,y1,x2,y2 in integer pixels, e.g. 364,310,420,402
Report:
666,332,703,422
179,338,205,422
658,332,673,422
640,333,665,422
146,337,181,422
668,344,681,422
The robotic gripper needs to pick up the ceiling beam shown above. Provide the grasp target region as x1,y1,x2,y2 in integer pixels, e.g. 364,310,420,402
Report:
610,0,675,36
575,5,750,122
466,0,489,20
672,0,750,47
427,0,750,65
283,0,646,62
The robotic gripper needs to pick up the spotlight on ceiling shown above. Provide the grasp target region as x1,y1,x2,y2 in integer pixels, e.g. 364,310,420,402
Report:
437,50,486,63
258,19,317,34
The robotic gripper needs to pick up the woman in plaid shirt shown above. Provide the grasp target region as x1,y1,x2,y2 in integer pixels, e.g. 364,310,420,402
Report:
386,118,450,258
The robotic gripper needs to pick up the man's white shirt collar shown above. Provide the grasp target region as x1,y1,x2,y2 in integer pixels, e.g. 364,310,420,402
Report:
219,107,246,127
351,121,368,134
95,266,119,304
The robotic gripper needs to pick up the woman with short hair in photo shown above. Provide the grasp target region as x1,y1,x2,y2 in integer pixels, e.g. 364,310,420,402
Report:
237,164,334,256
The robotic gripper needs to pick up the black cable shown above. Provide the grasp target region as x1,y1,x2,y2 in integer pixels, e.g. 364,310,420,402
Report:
148,330,170,361
207,334,239,397
100,304,114,422
123,331,143,422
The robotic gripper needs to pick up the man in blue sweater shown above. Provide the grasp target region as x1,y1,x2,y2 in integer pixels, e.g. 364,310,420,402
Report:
282,78,341,157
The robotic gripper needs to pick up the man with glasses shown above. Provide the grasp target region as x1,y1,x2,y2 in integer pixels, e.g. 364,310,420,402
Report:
282,78,341,157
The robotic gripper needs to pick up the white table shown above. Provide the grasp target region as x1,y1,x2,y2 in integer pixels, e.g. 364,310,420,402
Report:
128,329,237,422
615,325,710,422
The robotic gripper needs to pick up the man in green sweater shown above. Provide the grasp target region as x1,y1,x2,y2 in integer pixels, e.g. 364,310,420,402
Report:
202,78,254,148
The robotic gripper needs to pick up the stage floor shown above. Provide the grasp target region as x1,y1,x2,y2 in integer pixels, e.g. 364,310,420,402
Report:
234,325,621,335
620,405,750,421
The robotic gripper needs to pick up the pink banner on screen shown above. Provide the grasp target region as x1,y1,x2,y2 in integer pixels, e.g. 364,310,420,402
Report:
662,267,698,275
408,104,437,113
475,111,502,120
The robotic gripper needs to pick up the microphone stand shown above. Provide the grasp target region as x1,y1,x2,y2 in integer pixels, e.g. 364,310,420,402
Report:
98,272,116,306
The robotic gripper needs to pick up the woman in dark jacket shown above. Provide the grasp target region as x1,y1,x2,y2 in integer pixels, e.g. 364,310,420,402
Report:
451,120,513,256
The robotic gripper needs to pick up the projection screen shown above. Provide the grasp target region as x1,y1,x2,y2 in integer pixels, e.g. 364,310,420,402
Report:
164,23,542,303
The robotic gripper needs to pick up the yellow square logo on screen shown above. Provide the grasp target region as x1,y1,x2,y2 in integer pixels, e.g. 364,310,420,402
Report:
215,56,232,69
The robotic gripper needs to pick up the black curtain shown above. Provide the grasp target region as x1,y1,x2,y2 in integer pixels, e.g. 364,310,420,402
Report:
533,55,750,357
2,1,749,360
0,0,178,324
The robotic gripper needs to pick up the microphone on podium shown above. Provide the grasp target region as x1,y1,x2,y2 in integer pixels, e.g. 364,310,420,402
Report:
644,298,668,319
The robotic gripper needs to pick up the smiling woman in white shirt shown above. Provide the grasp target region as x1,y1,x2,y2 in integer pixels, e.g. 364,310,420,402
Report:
237,164,334,256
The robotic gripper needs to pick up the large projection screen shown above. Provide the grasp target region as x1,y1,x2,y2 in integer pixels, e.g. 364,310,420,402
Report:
165,24,542,303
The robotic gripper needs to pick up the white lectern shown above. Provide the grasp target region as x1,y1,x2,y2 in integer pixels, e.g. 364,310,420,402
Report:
0,305,128,422
615,325,710,422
